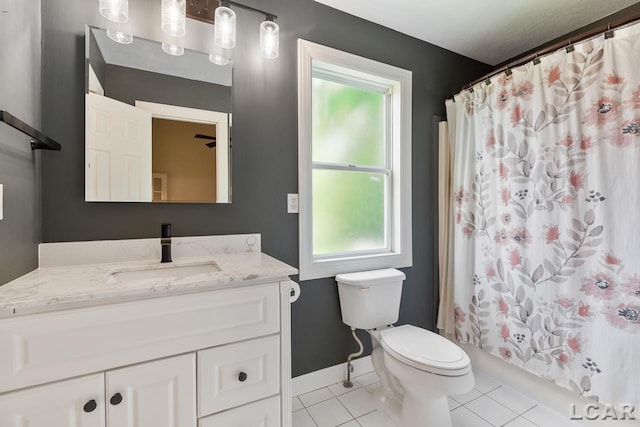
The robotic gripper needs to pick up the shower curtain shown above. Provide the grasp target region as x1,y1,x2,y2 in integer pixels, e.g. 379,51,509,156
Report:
446,22,640,407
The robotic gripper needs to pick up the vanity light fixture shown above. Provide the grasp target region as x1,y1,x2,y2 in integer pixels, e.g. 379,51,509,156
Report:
162,40,185,56
214,1,279,59
99,0,133,44
260,18,279,59
107,29,134,45
209,42,231,65
161,0,186,56
162,0,186,37
98,0,279,61
213,2,236,49
99,0,128,23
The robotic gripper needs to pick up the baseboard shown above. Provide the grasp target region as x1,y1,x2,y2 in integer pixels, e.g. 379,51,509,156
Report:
292,355,373,396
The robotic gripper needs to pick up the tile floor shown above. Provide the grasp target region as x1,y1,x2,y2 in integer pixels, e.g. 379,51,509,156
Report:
292,371,582,427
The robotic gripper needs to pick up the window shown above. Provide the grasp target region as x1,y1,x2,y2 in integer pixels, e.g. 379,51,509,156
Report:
298,40,412,280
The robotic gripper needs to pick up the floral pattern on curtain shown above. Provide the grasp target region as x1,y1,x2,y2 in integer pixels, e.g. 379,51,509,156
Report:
448,23,640,406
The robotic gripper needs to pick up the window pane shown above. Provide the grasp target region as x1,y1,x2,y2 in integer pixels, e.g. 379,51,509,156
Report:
312,77,385,167
313,169,386,255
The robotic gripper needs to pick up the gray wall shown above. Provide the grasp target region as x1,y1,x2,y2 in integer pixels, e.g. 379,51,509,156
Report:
0,0,41,285
87,28,106,91
40,0,490,376
104,65,232,112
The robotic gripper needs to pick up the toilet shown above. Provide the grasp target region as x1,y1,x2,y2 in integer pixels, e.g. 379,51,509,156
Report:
336,268,474,427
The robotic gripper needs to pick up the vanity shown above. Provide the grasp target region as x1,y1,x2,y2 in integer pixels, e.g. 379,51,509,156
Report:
0,234,297,427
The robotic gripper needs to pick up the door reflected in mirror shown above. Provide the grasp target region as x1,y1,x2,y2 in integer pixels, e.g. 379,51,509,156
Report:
85,26,232,203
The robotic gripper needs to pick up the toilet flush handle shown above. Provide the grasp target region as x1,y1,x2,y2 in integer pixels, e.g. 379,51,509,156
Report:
359,287,370,292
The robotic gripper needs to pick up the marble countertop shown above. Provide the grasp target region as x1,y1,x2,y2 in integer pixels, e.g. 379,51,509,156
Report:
0,235,297,318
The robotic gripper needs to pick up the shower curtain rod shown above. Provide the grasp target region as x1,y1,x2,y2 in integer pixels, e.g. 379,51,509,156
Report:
450,12,640,98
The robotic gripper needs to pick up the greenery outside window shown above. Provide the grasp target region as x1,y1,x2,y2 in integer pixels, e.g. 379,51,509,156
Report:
298,40,412,280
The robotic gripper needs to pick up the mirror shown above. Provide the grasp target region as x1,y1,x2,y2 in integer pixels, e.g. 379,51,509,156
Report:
84,26,232,203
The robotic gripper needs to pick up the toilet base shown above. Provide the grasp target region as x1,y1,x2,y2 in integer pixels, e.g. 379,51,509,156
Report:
372,387,451,427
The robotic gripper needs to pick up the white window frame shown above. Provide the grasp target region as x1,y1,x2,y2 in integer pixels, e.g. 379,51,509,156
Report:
297,39,412,281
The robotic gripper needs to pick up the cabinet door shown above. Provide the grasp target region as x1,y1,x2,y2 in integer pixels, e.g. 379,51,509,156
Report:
0,374,104,427
106,354,196,427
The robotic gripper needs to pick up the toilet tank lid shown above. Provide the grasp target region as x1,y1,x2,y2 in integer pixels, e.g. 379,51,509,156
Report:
335,269,406,287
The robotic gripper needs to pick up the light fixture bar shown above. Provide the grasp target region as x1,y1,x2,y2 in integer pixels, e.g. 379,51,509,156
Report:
223,0,277,21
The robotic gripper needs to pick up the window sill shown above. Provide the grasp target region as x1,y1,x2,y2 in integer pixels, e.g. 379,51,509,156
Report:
299,251,412,281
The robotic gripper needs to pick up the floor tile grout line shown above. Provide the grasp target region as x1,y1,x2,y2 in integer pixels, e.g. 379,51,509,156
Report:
299,387,335,408
335,391,361,421
354,408,378,420
461,403,504,427
298,407,320,427
510,412,541,427
499,413,524,427
331,382,361,398
454,392,485,406
482,390,534,417
462,391,524,427
475,380,502,395
450,387,486,404
520,404,545,426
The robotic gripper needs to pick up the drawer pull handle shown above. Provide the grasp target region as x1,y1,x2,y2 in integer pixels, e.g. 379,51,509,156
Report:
83,399,97,413
238,371,248,382
110,393,123,406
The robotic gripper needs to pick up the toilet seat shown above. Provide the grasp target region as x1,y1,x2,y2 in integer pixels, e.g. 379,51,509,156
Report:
380,325,471,376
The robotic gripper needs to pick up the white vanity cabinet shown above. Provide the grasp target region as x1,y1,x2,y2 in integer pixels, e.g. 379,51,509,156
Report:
0,280,294,427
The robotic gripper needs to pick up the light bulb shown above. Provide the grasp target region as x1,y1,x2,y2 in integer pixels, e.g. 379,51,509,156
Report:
99,0,129,23
162,0,186,37
214,6,236,49
260,20,279,59
209,24,230,65
107,29,133,44
162,42,184,56
209,54,231,65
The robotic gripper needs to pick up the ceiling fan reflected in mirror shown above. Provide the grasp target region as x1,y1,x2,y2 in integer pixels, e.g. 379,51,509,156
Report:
194,133,216,148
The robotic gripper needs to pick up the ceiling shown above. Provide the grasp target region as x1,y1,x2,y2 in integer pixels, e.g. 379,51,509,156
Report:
313,0,640,65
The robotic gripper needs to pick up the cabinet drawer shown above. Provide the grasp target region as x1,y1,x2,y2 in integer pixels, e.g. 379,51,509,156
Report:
198,335,279,417
0,283,280,392
198,395,280,427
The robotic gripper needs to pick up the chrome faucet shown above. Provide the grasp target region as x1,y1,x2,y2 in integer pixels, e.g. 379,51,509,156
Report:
161,223,172,263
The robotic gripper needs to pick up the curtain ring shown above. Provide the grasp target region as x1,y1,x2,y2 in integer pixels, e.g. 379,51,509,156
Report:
566,38,575,53
605,23,615,39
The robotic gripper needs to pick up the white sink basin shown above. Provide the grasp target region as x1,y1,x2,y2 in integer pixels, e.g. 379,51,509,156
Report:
108,262,220,284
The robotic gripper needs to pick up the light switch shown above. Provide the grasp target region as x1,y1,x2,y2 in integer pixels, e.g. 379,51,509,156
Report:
0,184,3,220
287,193,299,214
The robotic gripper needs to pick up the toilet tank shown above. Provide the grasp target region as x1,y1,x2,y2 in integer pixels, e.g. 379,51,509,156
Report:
335,269,406,330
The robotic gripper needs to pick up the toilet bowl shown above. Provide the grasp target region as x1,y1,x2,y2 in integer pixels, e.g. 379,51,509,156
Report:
374,325,474,426
336,269,474,427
